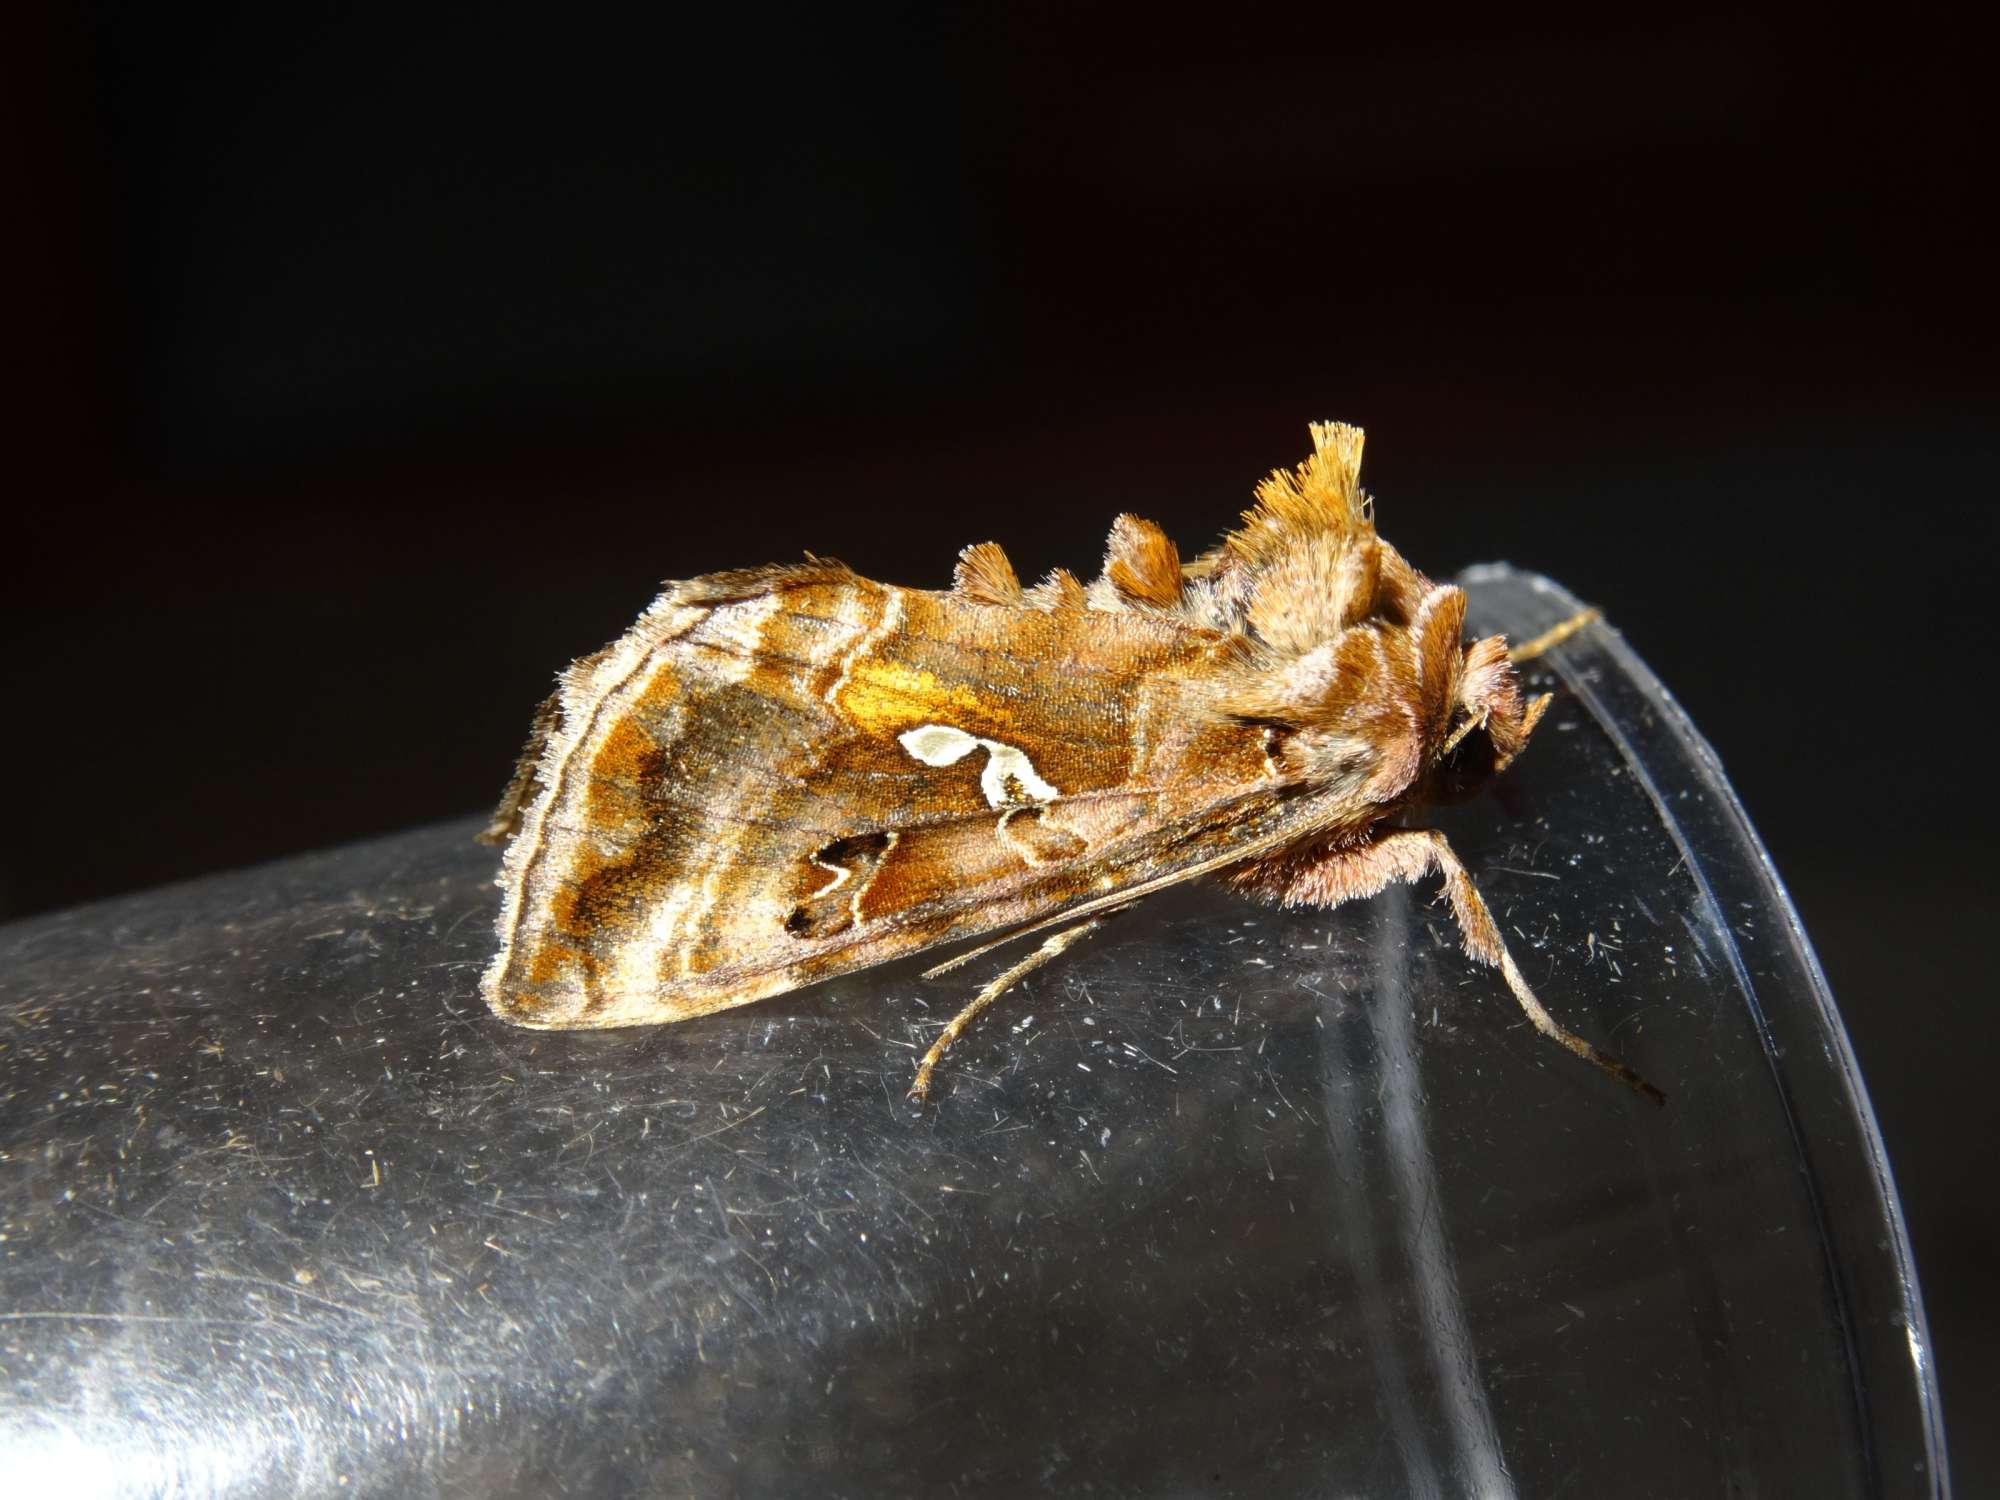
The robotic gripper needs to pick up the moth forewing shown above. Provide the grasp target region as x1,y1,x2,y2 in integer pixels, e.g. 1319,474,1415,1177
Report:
483,570,1285,1029
482,423,1659,1104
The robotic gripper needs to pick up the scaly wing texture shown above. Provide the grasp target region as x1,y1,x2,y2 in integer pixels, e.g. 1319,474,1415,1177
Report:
487,564,1286,1027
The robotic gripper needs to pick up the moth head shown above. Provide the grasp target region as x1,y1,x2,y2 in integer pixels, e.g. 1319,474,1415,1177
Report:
1424,635,1552,801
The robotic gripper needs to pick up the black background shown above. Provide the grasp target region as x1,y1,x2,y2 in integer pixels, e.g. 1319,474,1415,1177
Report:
17,3,1995,1486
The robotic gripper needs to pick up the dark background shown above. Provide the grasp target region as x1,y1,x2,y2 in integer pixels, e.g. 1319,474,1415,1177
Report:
16,3,1994,1486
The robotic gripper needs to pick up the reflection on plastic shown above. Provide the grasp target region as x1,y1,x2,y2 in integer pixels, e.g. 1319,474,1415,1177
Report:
0,568,1946,1498
1326,885,1513,1500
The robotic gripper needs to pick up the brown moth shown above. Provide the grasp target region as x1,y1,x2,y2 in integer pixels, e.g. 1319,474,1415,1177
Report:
480,423,1660,1104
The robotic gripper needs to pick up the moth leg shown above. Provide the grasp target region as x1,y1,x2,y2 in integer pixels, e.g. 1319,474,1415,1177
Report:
909,915,1113,1102
1253,828,1663,1104
1508,606,1601,663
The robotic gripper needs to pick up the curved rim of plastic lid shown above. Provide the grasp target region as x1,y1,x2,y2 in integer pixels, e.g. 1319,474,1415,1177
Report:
1464,561,1950,1497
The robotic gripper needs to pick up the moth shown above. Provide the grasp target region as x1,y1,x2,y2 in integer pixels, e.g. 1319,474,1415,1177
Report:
479,423,1660,1104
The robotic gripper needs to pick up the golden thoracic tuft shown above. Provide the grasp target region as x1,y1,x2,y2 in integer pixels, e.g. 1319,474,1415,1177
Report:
1226,420,1372,569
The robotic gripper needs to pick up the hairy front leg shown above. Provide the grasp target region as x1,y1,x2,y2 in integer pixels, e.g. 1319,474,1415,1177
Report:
1229,827,1663,1105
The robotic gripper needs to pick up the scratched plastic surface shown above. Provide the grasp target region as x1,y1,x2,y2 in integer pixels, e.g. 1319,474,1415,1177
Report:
0,568,1946,1499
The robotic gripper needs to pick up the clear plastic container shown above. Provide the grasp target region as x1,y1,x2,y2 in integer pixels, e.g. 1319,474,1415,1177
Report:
0,566,1945,1497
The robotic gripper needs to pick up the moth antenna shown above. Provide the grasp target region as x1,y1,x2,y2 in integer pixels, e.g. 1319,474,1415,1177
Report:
953,541,1023,604
921,911,1063,978
1510,607,1601,663
1101,514,1184,608
910,914,1115,1101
